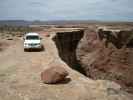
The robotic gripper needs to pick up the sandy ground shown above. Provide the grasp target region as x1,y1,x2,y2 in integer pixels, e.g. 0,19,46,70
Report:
0,33,63,100
0,32,91,100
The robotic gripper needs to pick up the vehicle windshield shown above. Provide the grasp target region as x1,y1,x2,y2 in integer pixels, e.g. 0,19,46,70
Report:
26,35,40,40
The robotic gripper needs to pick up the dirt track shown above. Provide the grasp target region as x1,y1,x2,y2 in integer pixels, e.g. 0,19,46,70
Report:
0,32,96,100
0,31,92,100
0,33,63,99
0,29,94,100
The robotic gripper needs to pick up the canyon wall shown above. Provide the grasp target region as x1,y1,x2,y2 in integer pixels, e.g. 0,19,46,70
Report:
77,28,133,93
52,30,86,75
53,28,133,94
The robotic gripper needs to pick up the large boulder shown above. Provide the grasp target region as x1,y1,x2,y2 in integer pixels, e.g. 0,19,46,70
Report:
41,66,69,84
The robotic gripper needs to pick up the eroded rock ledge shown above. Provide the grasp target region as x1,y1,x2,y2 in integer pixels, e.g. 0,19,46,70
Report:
77,28,133,93
51,29,133,99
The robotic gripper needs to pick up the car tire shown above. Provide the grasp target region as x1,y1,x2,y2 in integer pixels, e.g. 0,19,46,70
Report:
41,45,44,51
24,48,27,52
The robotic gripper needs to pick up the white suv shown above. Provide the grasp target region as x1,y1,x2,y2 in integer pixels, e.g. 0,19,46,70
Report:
24,33,43,51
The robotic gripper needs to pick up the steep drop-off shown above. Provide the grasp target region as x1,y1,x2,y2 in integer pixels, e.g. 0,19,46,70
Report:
52,30,86,75
77,28,133,93
52,28,133,94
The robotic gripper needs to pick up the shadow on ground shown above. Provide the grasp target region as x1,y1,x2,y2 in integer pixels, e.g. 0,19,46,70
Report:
44,78,72,85
24,46,45,52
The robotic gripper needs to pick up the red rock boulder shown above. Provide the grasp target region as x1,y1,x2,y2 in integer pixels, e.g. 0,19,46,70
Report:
41,66,69,84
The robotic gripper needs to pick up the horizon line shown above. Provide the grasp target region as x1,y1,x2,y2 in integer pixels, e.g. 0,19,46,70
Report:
0,19,133,23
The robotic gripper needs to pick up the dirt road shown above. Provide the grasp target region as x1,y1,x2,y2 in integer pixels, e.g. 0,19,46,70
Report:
0,33,63,100
0,32,91,100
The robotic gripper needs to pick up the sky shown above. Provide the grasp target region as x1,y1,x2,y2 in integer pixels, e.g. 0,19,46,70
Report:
0,0,133,21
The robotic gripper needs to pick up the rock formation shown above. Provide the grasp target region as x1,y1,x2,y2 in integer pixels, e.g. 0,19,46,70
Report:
51,29,133,99
41,66,69,84
76,28,133,93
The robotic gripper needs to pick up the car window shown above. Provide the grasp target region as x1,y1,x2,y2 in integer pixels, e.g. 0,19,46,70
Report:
26,35,40,40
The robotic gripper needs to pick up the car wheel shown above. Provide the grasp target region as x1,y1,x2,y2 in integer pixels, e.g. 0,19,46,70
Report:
41,45,44,51
24,48,27,52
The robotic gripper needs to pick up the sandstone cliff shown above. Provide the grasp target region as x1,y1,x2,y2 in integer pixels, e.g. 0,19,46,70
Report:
76,28,133,93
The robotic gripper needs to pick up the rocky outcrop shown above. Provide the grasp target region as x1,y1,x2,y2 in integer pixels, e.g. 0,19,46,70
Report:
98,28,133,48
41,66,69,84
76,28,133,93
50,29,133,100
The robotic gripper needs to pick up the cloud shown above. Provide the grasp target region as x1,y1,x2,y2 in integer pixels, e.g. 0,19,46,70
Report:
0,0,132,21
